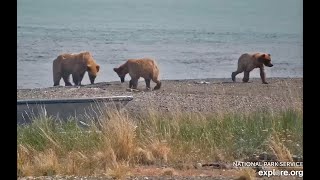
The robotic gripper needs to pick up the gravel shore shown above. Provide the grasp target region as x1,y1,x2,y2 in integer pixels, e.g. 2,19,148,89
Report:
17,77,303,115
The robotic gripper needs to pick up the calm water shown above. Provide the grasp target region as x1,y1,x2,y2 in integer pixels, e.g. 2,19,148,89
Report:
17,0,303,89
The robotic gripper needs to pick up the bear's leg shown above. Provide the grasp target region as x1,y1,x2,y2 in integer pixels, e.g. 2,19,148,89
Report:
62,74,72,86
231,69,243,82
152,78,161,90
145,79,151,90
53,73,62,86
131,78,139,89
129,79,133,88
242,71,250,83
78,72,86,86
72,73,80,86
260,67,268,84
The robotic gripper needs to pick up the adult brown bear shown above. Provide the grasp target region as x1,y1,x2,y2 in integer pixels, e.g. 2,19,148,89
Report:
231,53,273,84
113,58,161,90
52,51,100,86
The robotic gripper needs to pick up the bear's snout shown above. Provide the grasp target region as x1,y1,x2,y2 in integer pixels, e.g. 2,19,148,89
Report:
90,78,95,84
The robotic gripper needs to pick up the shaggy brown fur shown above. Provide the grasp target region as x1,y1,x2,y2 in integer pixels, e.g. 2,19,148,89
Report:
113,58,161,90
231,53,273,84
52,51,100,86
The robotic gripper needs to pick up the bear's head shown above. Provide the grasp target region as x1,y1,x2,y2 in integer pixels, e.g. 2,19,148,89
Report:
258,53,273,67
113,66,127,83
87,64,100,84
82,52,100,84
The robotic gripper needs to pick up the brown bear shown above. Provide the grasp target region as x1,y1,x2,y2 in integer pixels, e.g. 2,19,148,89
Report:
52,51,100,86
231,52,273,84
113,58,161,90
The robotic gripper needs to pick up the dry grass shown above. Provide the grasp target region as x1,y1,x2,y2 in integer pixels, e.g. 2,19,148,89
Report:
161,167,178,176
235,168,257,180
99,111,137,161
17,108,302,178
105,161,131,179
268,133,293,162
267,133,304,173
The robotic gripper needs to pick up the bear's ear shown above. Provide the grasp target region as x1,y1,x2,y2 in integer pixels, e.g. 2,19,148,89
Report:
96,65,100,72
268,53,271,56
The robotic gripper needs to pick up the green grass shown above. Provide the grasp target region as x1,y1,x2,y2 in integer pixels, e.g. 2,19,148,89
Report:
17,108,303,176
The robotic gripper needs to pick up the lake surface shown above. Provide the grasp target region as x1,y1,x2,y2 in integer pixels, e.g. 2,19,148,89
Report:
17,0,303,89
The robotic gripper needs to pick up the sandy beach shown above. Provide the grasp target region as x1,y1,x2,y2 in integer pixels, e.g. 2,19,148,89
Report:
17,77,303,115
